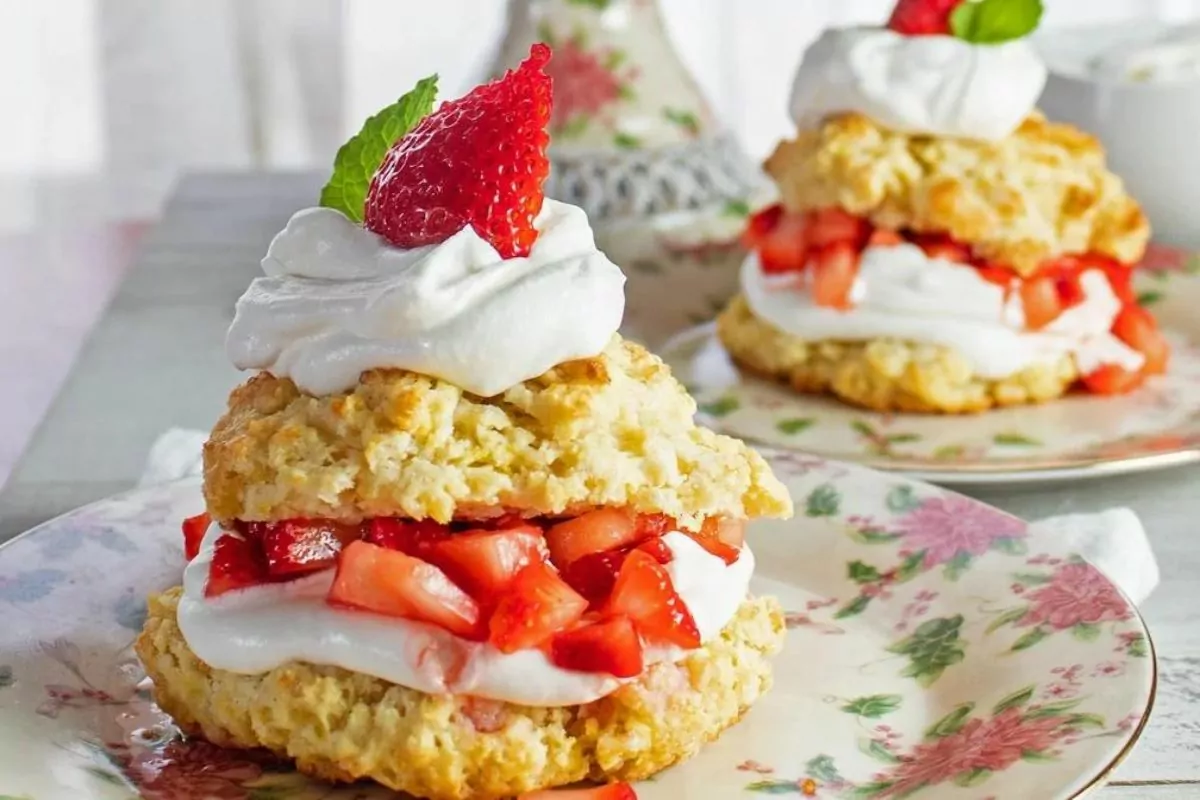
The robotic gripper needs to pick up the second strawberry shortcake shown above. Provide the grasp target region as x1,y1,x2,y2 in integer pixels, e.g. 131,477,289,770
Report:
136,46,793,800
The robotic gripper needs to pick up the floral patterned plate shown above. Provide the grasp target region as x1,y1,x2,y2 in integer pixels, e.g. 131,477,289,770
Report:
658,252,1200,485
0,456,1154,799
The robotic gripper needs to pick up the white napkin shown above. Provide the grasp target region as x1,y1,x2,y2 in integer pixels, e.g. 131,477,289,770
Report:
139,428,1160,604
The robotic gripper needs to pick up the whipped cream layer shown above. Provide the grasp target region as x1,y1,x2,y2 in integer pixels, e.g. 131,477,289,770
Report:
742,243,1143,378
790,27,1048,141
178,527,754,707
226,200,626,397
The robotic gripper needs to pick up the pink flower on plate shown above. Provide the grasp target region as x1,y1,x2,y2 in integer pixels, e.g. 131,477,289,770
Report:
1139,242,1189,272
124,740,267,800
546,38,633,132
1019,561,1133,630
896,496,1026,568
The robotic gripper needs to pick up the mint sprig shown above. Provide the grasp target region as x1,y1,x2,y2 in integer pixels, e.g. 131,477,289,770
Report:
319,75,439,222
950,0,1043,45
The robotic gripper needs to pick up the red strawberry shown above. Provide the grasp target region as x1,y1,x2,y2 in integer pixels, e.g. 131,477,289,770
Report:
259,519,362,577
635,536,674,564
182,512,211,561
559,548,628,603
205,534,270,598
741,203,783,249
1082,364,1146,395
488,561,589,653
328,541,482,639
806,208,868,249
914,234,971,264
1020,275,1065,330
518,783,638,800
427,525,547,601
545,509,641,567
550,616,644,678
810,242,861,310
689,516,745,565
888,0,964,35
367,518,451,557
757,211,810,274
1113,305,1170,375
867,228,904,247
634,513,677,540
684,531,741,565
364,44,552,258
605,551,701,649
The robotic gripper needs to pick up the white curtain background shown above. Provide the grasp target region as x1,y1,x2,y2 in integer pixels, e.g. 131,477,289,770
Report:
3,0,1198,229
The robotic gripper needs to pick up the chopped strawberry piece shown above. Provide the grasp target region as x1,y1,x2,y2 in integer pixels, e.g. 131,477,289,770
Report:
559,549,627,603
634,513,676,540
605,551,701,649
1082,364,1146,395
740,203,783,249
810,242,861,310
205,534,270,598
635,536,674,564
364,44,552,259
757,210,810,274
258,519,362,577
182,512,211,561
888,0,964,35
1113,305,1171,375
685,531,741,565
704,517,747,549
975,264,1016,289
1101,262,1137,305
427,525,546,600
867,228,904,247
915,235,971,263
367,518,451,557
518,783,638,800
806,208,868,248
488,561,588,653
1019,275,1065,330
545,509,640,567
328,541,482,639
550,616,644,678
1055,272,1087,310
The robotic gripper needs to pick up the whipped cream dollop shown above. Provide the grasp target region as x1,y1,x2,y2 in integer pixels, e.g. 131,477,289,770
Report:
742,243,1143,378
790,27,1048,141
226,200,626,397
177,527,754,707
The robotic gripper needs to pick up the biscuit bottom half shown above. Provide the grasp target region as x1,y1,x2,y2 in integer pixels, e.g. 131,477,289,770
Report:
717,295,1079,414
136,588,785,800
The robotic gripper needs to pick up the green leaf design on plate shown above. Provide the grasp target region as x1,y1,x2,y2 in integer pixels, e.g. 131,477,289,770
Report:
849,526,903,545
1136,289,1164,306
986,607,1029,634
1127,633,1149,657
993,684,1037,714
556,115,590,139
850,420,876,437
994,432,1042,446
776,417,816,435
834,594,872,619
843,693,903,718
954,767,993,787
1066,712,1107,730
885,484,921,513
890,615,966,687
895,550,927,582
1011,625,1050,652
1072,622,1102,642
699,396,739,417
1024,697,1084,719
745,780,804,794
1021,749,1060,763
847,560,882,584
943,551,972,581
566,0,611,8
663,107,702,135
805,484,841,517
933,444,966,460
859,737,902,764
887,433,920,444
925,702,976,739
1012,571,1052,586
847,782,898,799
805,754,843,784
992,536,1028,555
613,131,642,149
722,198,752,217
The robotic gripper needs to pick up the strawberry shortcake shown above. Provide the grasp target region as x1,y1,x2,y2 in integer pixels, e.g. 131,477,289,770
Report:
717,0,1169,414
136,45,792,800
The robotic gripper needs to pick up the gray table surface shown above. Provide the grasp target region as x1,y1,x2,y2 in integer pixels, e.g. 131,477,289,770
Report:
1,173,1196,797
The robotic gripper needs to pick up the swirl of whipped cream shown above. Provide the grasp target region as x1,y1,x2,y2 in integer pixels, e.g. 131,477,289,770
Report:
790,27,1048,141
226,200,626,397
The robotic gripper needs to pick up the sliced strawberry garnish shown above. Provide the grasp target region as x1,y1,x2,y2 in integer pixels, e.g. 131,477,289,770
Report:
257,519,362,577
559,549,627,603
806,208,868,249
914,235,971,264
888,0,964,35
741,203,783,249
867,228,904,247
427,525,546,600
757,210,810,274
1019,275,1065,330
810,242,861,310
182,512,211,561
545,509,641,567
635,536,674,564
605,551,701,649
550,616,644,678
1082,364,1146,395
367,518,451,557
488,561,589,653
205,534,270,598
364,44,552,259
328,541,482,639
1113,305,1171,375
518,783,638,800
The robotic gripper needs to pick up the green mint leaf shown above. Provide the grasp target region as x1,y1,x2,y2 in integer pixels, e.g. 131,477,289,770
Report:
319,75,439,222
950,0,1043,44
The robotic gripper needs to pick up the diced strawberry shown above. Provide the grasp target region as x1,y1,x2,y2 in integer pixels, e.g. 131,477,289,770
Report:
559,549,627,603
259,519,362,577
1101,262,1137,305
975,263,1016,289
635,536,674,564
915,235,971,263
806,208,868,248
810,242,861,310
605,551,701,649
1019,275,1065,330
550,616,644,678
367,518,451,557
1055,272,1087,310
634,513,676,540
757,211,810,274
182,512,211,561
328,541,482,639
888,0,964,35
545,509,640,567
685,531,741,565
1082,364,1146,395
427,525,546,600
867,228,904,247
1113,305,1171,375
740,203,783,249
205,534,270,598
518,783,638,800
488,561,588,653
704,517,746,549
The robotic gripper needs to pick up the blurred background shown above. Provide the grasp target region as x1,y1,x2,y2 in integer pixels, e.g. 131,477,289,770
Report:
1,0,1198,487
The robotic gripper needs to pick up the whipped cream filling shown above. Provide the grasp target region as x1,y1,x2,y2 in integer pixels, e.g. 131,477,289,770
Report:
226,200,626,397
742,243,1144,378
177,526,754,707
790,26,1047,141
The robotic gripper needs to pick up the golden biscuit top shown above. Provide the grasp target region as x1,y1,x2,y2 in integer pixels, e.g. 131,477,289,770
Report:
203,336,792,528
766,112,1149,274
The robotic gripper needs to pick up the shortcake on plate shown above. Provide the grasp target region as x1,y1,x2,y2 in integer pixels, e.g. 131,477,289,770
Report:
136,45,793,800
718,0,1170,414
